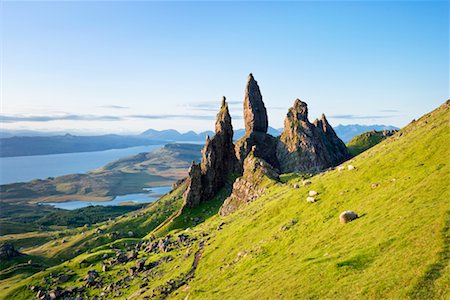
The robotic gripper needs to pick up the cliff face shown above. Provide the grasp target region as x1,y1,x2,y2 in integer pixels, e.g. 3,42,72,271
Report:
276,99,349,173
219,150,279,216
183,97,237,208
201,97,237,200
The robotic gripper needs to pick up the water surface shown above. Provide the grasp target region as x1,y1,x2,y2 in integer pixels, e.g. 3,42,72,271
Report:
0,145,164,184
45,186,172,210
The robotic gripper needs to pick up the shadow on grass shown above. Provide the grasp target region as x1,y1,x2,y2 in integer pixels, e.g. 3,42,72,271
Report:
162,186,232,234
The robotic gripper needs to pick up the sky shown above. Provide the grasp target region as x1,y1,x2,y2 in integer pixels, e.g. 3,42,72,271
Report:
1,0,449,134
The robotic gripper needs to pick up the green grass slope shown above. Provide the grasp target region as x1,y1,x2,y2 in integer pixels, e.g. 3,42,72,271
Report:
1,101,448,299
346,129,397,156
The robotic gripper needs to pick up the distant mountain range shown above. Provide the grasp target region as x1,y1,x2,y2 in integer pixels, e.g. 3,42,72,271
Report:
0,124,398,157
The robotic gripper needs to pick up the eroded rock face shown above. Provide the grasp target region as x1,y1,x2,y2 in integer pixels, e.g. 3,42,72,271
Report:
183,97,237,207
183,162,202,208
244,74,268,134
201,97,237,200
236,74,279,172
219,150,279,216
235,132,279,172
276,99,349,173
0,243,22,260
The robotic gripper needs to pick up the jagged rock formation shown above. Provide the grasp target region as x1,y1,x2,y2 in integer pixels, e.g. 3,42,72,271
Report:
200,97,237,200
184,75,350,210
183,97,237,208
244,74,268,134
183,162,202,208
0,243,22,260
276,99,349,173
235,74,279,171
219,149,279,216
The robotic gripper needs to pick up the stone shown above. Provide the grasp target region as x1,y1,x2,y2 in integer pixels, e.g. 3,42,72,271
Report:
183,97,237,207
277,99,349,173
127,231,134,237
200,97,238,200
244,73,268,134
302,180,312,186
219,151,279,216
0,243,22,260
183,162,203,208
339,211,359,224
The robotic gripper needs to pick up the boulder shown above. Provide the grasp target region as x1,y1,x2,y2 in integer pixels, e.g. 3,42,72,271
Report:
0,243,22,260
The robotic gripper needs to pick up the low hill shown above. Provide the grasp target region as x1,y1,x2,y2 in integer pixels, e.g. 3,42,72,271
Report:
0,101,448,299
346,129,398,156
334,124,399,143
0,134,163,157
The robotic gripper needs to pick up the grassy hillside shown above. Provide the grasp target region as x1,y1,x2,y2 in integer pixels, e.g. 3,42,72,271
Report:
1,101,448,299
346,129,398,156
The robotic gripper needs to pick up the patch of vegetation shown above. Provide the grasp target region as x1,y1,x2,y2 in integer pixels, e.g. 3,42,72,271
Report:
346,130,397,156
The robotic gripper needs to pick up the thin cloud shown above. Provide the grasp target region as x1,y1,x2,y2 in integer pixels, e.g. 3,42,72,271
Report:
1,112,244,123
379,109,399,113
329,114,396,120
130,114,243,120
99,105,130,109
1,114,122,123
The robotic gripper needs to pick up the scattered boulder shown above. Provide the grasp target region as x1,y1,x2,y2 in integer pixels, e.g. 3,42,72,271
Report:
347,165,355,170
339,211,359,224
337,166,345,172
371,183,380,188
293,183,300,189
302,180,312,186
127,231,134,237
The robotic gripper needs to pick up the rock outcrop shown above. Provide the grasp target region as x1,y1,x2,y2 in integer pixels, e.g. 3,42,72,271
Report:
0,243,22,260
183,97,237,208
235,74,279,171
276,99,349,173
219,149,279,216
183,162,202,208
184,74,351,211
201,97,237,200
244,74,268,134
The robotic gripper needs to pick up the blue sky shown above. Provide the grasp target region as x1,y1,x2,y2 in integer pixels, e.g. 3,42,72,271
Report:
1,1,448,134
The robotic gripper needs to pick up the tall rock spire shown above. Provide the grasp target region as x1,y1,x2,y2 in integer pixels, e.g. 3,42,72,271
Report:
244,73,268,134
183,97,237,207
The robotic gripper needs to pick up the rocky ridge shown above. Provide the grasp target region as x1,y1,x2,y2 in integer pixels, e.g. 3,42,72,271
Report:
184,74,350,212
